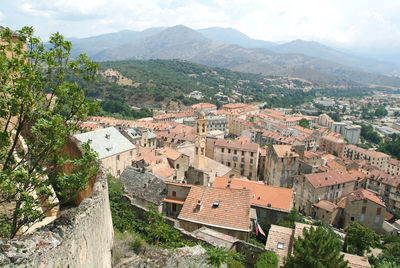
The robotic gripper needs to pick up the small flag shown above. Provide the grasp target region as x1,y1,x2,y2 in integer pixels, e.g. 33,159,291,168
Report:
254,219,259,236
258,223,266,236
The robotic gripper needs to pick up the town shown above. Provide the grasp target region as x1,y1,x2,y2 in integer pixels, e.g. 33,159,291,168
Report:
71,92,399,267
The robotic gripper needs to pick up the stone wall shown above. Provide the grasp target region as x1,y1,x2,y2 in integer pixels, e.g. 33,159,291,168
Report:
0,165,114,268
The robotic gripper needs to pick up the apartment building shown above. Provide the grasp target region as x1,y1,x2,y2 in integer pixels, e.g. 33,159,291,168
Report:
294,169,356,215
213,137,259,180
343,144,390,171
123,127,157,149
319,135,346,157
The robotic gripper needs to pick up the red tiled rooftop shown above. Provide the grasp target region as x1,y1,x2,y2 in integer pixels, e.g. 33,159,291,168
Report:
273,145,299,158
213,177,293,212
347,189,385,207
305,169,356,188
313,200,338,213
215,138,259,152
178,186,251,232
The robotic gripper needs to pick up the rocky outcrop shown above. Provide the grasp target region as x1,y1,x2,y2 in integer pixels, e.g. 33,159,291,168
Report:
0,166,113,268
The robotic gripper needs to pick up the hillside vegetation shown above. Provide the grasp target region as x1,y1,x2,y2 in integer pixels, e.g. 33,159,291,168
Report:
86,59,372,112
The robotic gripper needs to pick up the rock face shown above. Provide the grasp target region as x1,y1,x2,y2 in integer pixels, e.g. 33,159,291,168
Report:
0,166,114,268
116,245,209,268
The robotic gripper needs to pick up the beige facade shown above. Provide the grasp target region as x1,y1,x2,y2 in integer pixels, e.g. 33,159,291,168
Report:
164,182,191,218
100,149,135,177
294,170,356,215
213,138,259,180
343,145,390,171
194,113,207,170
342,190,386,233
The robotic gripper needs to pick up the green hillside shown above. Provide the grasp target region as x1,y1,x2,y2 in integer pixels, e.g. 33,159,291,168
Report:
83,59,374,118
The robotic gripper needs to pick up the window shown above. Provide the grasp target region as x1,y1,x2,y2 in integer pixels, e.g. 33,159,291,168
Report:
241,164,244,169
360,214,365,222
227,162,231,167
251,152,254,157
130,151,133,156
351,216,354,221
221,148,224,153
117,155,120,161
234,163,237,168
377,208,381,215
172,191,176,197
241,158,244,162
234,150,237,155
242,151,244,156
250,159,253,164
228,149,231,153
249,172,252,177
277,242,284,249
362,206,366,213
172,203,177,212
375,216,380,223
117,170,121,176
176,164,180,169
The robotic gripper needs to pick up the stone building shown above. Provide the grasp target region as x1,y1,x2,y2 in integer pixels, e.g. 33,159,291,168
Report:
194,111,207,170
312,200,340,226
119,166,167,213
74,127,136,177
183,114,227,133
264,145,299,188
213,136,260,180
294,169,356,215
178,186,251,241
340,189,386,233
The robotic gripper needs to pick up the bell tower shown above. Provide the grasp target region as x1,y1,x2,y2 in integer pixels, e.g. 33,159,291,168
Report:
194,111,207,169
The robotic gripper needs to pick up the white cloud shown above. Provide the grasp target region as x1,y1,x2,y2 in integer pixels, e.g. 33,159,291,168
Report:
0,10,4,21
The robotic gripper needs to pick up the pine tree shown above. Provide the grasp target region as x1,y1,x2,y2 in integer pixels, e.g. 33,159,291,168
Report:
285,226,348,268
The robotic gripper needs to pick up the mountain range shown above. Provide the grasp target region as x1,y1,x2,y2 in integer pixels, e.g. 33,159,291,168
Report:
69,25,400,88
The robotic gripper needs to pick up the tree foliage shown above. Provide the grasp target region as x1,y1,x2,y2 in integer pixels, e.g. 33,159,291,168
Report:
255,251,278,268
277,207,306,229
343,222,379,256
299,118,310,129
285,226,348,268
361,124,382,144
0,27,98,238
205,246,230,268
379,134,400,160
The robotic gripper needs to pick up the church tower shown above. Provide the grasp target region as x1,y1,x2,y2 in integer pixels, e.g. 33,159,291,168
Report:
194,111,207,169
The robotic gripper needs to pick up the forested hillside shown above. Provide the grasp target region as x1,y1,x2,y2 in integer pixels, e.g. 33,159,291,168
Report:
84,59,374,115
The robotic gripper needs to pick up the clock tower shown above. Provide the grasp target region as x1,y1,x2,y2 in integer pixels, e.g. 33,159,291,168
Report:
194,111,207,169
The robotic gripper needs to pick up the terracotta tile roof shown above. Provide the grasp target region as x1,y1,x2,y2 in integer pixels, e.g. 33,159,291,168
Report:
222,103,247,110
313,200,338,213
303,151,319,159
165,181,192,187
342,253,371,268
157,147,183,161
347,189,385,207
321,135,346,144
178,186,251,232
326,159,347,171
305,169,356,188
273,145,299,158
385,211,395,221
345,144,390,159
337,197,347,208
215,138,259,152
368,169,400,188
389,158,400,167
348,169,366,180
293,125,313,135
213,177,293,212
265,224,293,267
191,103,217,110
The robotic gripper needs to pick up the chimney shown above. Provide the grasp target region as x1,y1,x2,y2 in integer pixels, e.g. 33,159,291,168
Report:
267,203,272,207
105,134,110,139
227,180,231,188
196,200,203,211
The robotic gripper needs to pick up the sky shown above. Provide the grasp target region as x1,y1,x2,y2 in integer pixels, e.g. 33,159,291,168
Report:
1,0,400,57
